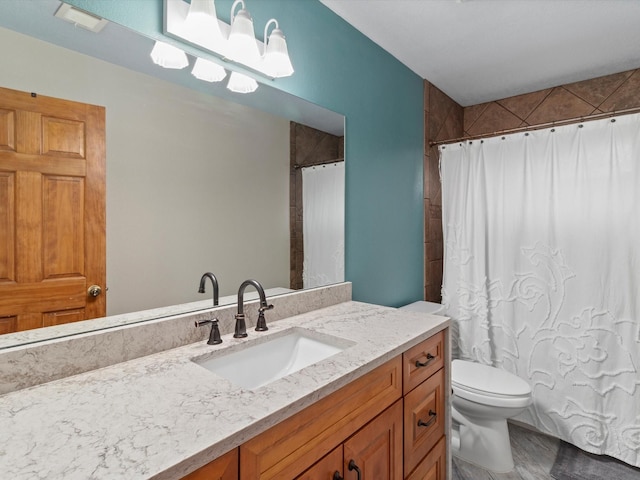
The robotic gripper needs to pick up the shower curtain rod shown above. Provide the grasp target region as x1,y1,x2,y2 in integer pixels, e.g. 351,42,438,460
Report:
429,105,640,147
293,157,344,169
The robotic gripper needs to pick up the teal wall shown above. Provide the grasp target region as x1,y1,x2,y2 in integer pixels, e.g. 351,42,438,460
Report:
69,0,424,307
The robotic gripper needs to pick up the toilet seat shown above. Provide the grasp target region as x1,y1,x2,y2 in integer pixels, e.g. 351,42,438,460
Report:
452,360,532,408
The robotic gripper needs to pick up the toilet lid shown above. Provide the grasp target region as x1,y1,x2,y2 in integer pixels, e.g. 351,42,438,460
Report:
452,360,531,396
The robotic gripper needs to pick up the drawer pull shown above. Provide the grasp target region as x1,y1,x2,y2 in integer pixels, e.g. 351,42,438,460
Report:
348,459,362,480
415,353,436,368
333,471,344,480
417,410,437,428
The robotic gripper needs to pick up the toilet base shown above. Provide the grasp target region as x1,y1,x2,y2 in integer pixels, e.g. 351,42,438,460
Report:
451,417,515,473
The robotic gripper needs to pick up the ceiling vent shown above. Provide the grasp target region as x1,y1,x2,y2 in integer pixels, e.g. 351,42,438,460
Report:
54,3,108,33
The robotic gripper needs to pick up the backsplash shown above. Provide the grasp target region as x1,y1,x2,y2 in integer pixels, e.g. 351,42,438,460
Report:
0,282,351,395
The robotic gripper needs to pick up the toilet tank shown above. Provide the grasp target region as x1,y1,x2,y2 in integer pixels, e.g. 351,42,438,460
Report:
399,301,445,315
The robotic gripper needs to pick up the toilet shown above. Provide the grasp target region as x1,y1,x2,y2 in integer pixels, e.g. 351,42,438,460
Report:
400,301,532,473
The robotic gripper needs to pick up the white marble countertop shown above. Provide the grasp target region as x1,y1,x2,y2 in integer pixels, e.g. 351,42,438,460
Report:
0,301,449,480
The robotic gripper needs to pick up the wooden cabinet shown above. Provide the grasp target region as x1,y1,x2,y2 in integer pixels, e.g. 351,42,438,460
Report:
298,401,403,480
296,446,342,480
181,448,238,480
240,357,401,479
402,333,447,480
181,328,448,480
342,400,403,480
405,437,446,480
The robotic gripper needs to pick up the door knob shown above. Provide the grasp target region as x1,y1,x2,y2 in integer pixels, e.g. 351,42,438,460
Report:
87,285,103,297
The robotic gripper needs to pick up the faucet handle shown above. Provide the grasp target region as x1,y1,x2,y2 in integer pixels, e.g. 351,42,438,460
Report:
195,319,222,345
256,304,274,332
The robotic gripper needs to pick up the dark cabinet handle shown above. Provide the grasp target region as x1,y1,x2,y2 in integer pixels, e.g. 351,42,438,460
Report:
333,471,344,480
415,353,435,368
417,409,437,428
348,459,362,480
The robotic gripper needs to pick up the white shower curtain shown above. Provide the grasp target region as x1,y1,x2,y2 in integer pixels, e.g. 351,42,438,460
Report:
302,162,345,288
440,113,640,467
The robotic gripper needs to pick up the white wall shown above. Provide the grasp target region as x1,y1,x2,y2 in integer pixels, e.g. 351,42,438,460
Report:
0,27,290,315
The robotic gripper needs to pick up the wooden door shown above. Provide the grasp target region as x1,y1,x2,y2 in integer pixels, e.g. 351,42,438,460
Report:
0,86,105,333
343,400,403,480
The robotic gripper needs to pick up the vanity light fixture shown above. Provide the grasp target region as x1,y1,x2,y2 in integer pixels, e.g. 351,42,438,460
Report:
263,19,294,78
164,0,294,79
226,71,258,93
182,0,225,52
227,0,261,65
150,40,189,69
192,57,227,82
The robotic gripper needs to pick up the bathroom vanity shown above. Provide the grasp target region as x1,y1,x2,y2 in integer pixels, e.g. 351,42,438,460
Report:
0,289,450,480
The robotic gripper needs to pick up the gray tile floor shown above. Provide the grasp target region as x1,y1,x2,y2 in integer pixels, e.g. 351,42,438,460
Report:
452,422,560,480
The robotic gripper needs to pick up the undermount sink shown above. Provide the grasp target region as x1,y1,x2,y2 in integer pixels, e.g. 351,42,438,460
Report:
193,328,353,390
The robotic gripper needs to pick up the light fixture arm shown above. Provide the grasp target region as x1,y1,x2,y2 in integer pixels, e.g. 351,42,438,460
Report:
230,0,245,27
263,18,279,57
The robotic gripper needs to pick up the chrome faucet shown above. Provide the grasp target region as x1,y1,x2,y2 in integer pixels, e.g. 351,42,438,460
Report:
198,272,219,307
234,279,274,338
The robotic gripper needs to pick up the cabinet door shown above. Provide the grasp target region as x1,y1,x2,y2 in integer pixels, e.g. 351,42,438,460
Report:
181,448,238,480
343,399,403,480
403,368,445,475
405,436,445,480
296,446,343,480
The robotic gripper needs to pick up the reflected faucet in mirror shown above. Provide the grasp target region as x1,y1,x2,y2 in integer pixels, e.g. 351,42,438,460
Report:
198,272,220,307
234,279,274,338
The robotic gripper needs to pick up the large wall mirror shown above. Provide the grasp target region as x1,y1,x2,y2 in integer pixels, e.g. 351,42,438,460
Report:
0,0,345,348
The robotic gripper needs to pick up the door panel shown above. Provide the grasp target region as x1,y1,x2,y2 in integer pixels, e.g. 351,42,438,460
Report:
0,108,16,151
0,86,105,332
42,116,85,158
43,176,85,277
0,172,15,281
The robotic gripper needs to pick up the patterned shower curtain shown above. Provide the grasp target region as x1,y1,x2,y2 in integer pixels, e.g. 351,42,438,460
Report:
440,113,640,467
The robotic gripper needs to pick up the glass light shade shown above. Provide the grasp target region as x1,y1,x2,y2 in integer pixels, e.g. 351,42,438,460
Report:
192,58,227,82
264,28,294,78
150,41,189,69
226,71,258,93
183,0,224,50
228,5,261,65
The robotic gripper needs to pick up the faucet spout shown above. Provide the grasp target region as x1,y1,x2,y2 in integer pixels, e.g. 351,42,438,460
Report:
198,272,219,307
235,279,274,337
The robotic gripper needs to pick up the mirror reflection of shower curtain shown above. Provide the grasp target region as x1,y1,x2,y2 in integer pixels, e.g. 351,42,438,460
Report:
302,162,345,288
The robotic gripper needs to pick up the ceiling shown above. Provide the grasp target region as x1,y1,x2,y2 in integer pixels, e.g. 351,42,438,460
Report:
320,0,640,106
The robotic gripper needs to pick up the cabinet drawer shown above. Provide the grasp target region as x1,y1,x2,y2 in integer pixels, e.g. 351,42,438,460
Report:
403,331,444,395
403,368,445,475
241,357,402,479
405,436,446,480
